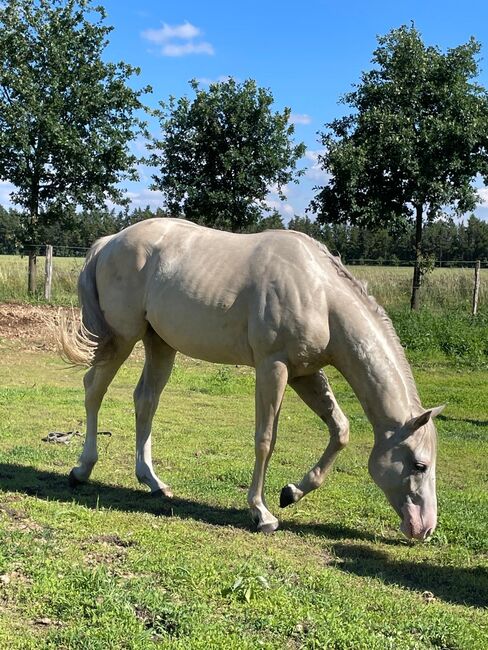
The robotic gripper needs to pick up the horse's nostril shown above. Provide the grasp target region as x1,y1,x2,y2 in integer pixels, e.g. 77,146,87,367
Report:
423,527,434,540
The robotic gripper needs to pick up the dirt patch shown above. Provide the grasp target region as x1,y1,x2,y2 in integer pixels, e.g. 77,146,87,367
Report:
0,303,76,350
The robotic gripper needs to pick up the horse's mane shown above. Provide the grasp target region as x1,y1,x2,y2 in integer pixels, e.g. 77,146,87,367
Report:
312,238,422,411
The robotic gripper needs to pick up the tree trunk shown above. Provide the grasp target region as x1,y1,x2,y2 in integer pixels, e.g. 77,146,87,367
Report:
410,204,423,311
27,183,39,295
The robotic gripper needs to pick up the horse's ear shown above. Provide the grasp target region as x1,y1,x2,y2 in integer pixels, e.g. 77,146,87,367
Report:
405,405,445,434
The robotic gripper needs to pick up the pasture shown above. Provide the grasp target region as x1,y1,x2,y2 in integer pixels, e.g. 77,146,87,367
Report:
0,304,487,649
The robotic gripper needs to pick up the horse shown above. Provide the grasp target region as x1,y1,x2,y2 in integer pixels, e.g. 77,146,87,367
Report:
60,218,443,539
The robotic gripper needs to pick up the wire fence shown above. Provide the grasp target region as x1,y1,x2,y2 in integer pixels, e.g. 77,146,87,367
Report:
3,245,488,268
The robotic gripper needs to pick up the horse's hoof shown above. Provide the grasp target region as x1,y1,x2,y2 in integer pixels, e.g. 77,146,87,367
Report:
279,485,296,508
257,521,279,535
68,469,83,488
151,488,173,499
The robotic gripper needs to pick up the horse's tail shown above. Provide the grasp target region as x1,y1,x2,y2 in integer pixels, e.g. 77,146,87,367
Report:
58,237,115,367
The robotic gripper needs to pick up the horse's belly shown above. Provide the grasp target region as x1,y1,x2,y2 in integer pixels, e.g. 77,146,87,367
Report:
146,293,254,366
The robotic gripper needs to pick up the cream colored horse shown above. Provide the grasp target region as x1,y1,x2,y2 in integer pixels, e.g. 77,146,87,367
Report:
60,218,443,539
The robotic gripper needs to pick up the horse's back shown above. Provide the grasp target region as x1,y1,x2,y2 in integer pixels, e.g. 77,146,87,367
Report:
93,219,332,369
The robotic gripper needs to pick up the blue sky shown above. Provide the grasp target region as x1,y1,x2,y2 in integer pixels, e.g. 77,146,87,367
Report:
3,0,488,221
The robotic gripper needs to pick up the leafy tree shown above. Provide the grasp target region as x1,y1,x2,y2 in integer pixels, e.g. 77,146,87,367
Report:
464,214,488,261
288,215,324,241
0,0,149,292
310,25,488,308
148,78,305,232
247,211,285,232
0,205,21,253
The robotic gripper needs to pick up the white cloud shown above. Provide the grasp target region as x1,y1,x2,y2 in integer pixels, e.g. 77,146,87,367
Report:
264,183,296,222
477,187,488,207
126,188,165,210
141,21,214,57
264,198,295,218
162,41,214,57
142,22,200,43
303,148,329,183
195,75,233,86
0,180,16,207
268,183,289,197
289,113,312,125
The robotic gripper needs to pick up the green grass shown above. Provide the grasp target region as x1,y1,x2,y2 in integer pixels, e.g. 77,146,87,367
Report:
0,344,486,649
0,254,84,304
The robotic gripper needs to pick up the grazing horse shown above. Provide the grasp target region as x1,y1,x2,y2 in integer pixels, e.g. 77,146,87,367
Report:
60,218,443,539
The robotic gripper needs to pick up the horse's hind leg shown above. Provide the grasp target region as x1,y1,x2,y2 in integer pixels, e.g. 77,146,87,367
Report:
280,370,349,508
69,339,135,485
248,356,288,533
134,328,176,496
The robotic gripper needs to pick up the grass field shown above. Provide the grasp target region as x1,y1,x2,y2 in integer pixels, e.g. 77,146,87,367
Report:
0,341,487,649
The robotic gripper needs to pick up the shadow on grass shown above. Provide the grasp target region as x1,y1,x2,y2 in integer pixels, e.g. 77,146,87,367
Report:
333,543,487,609
1,463,485,607
438,414,488,427
0,462,373,542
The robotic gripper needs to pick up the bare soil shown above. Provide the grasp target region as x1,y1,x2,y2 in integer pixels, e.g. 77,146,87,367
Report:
0,302,75,350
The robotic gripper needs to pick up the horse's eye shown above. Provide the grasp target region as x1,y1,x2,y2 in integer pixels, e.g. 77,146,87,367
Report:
414,462,428,473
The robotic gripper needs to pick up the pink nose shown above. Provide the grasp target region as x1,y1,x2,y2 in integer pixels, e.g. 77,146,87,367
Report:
401,502,436,541
401,521,434,540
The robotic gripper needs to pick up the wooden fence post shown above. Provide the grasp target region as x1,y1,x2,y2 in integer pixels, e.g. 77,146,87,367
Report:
472,260,481,316
44,244,53,301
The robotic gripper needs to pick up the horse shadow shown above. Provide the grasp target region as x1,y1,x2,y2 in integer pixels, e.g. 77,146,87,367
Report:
0,462,486,608
0,462,372,539
438,414,488,427
332,543,487,609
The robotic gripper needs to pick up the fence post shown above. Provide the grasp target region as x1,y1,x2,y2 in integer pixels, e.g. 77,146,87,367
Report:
472,260,481,316
44,244,53,301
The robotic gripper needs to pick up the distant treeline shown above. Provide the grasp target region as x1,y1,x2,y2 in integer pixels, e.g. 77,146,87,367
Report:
0,204,487,263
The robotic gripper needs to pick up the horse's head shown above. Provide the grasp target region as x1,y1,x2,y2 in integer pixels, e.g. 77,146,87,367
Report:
368,405,444,541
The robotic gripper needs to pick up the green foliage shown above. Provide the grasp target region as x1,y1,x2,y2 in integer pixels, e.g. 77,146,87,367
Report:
148,78,305,232
311,25,488,228
224,563,270,603
390,307,488,367
310,24,488,308
0,0,150,244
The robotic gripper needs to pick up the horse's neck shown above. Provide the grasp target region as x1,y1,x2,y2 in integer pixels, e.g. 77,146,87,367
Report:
329,302,419,437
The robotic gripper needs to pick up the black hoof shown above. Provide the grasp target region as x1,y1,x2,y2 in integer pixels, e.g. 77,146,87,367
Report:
257,522,278,535
150,488,173,499
279,485,296,508
68,469,83,488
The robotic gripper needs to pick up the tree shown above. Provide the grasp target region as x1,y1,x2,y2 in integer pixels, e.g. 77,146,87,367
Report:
148,78,305,232
247,211,285,233
310,25,488,309
288,215,324,241
0,0,149,292
0,205,22,253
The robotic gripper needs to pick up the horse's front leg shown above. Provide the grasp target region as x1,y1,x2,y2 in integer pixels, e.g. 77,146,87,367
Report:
248,356,288,533
280,370,349,507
